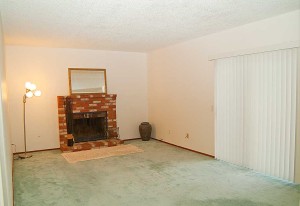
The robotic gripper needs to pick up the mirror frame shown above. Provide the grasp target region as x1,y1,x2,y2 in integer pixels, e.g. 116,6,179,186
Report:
68,68,107,95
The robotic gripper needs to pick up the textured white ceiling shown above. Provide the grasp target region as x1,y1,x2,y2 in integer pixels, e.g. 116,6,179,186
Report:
0,0,299,52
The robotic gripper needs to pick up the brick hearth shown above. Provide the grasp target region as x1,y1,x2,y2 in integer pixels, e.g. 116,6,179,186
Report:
57,94,123,152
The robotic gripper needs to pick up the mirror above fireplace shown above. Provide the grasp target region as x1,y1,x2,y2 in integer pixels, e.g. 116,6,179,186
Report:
68,68,107,94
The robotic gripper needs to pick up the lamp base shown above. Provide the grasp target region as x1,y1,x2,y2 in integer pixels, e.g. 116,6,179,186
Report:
19,153,32,159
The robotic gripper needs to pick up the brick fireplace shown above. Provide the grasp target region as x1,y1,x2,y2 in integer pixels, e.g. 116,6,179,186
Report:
57,94,123,152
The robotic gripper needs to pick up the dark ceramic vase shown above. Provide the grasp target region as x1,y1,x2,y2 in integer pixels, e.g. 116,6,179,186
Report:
139,122,152,141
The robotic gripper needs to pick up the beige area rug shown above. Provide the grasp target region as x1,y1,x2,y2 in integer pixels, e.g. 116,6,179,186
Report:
62,144,143,163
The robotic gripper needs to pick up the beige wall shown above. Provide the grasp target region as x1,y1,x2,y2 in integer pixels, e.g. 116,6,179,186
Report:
148,10,300,157
5,46,148,152
0,12,13,206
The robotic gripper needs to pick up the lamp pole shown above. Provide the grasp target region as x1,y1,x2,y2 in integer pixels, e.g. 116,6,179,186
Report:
18,82,41,159
19,92,32,159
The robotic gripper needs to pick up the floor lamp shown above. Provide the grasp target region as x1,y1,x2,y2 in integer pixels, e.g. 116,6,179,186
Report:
19,82,41,159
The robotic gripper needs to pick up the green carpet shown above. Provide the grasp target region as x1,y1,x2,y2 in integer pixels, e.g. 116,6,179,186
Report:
14,140,300,206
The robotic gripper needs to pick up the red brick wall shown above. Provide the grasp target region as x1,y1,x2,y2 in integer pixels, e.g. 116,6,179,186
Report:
57,94,117,150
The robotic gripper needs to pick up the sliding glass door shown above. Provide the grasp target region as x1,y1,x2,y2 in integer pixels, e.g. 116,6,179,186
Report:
215,48,298,182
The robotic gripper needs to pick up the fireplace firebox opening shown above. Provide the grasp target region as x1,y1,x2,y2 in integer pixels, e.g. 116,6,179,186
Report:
70,111,107,143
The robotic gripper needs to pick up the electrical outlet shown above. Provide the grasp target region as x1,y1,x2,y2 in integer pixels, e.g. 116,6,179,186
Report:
168,130,171,134
185,133,189,139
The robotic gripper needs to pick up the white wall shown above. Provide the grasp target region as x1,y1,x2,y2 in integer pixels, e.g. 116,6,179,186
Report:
148,10,300,156
5,46,148,152
0,12,13,206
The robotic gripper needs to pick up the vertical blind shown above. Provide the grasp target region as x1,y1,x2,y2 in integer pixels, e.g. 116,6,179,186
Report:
215,48,298,182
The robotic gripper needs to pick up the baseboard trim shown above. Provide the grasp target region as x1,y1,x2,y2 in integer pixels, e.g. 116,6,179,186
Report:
13,139,143,154
152,138,215,158
13,147,60,155
12,138,214,159
123,137,142,141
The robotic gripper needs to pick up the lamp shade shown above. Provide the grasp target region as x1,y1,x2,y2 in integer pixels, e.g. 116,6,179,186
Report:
34,90,42,97
25,91,33,98
30,84,37,91
25,82,32,89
